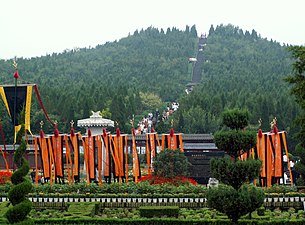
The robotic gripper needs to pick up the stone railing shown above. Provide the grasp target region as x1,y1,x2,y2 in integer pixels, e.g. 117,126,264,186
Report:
1,196,304,210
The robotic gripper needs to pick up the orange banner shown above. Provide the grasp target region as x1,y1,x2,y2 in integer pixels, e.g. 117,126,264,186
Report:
179,133,184,152
39,136,50,179
281,132,293,186
52,135,63,178
109,135,121,180
273,133,282,177
118,135,124,177
47,137,55,184
70,133,80,181
161,134,165,150
64,135,73,184
155,133,161,151
167,135,177,150
124,135,128,182
266,134,274,187
96,135,103,186
85,136,95,181
81,137,90,183
146,134,151,174
149,133,156,159
257,134,266,178
132,133,140,182
102,134,110,178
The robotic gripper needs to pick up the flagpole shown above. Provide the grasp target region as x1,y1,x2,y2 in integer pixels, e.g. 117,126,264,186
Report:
12,59,19,147
11,59,18,170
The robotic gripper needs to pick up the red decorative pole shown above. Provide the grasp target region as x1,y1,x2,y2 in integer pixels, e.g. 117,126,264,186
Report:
13,59,19,145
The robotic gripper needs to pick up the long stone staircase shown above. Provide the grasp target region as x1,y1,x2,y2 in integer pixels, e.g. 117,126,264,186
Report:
186,34,207,93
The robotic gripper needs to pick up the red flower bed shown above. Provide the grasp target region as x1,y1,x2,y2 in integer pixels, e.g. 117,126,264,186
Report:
139,174,197,185
0,171,12,184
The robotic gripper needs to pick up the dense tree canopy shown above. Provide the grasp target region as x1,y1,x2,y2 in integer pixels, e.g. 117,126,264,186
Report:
285,46,305,183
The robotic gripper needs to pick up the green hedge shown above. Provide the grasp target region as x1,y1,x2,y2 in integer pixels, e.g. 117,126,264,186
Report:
139,206,179,218
32,218,305,225
0,181,207,197
1,182,303,198
67,202,97,217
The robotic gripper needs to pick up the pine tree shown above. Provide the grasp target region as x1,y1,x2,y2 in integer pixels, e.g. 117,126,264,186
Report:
207,108,264,224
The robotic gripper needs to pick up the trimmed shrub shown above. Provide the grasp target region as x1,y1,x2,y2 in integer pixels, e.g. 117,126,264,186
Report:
5,124,33,224
210,157,262,190
207,184,264,222
139,206,179,218
5,199,32,223
208,108,264,224
8,179,33,205
214,130,256,159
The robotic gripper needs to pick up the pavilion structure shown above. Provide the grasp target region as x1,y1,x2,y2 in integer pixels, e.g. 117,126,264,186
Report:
77,111,114,135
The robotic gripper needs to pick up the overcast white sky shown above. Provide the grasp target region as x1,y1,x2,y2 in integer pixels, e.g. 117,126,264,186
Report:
1,0,304,60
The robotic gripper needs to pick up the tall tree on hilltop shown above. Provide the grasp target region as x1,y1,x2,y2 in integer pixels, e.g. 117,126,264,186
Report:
190,25,198,37
209,24,215,35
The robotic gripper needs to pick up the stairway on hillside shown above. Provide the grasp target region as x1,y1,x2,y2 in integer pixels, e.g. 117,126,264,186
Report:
191,50,204,83
186,34,207,93
191,34,207,83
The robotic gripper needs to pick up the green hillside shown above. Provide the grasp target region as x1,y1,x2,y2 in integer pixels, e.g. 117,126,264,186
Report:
0,24,299,150
171,24,298,149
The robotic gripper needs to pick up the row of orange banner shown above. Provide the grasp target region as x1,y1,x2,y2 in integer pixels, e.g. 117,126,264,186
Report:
240,131,291,187
33,131,184,185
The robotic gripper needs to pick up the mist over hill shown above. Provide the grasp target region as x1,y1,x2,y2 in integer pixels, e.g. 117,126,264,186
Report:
0,24,299,150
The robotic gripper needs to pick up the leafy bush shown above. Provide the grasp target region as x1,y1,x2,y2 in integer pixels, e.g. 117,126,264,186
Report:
240,184,265,218
139,174,197,185
263,184,296,194
207,184,264,222
0,181,13,194
153,148,191,179
222,108,249,130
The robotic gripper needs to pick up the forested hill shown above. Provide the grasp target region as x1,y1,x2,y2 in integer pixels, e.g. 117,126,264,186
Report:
171,24,298,148
0,24,299,147
0,25,198,136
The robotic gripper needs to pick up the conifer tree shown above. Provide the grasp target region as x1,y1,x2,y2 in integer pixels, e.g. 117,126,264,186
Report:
207,108,264,224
